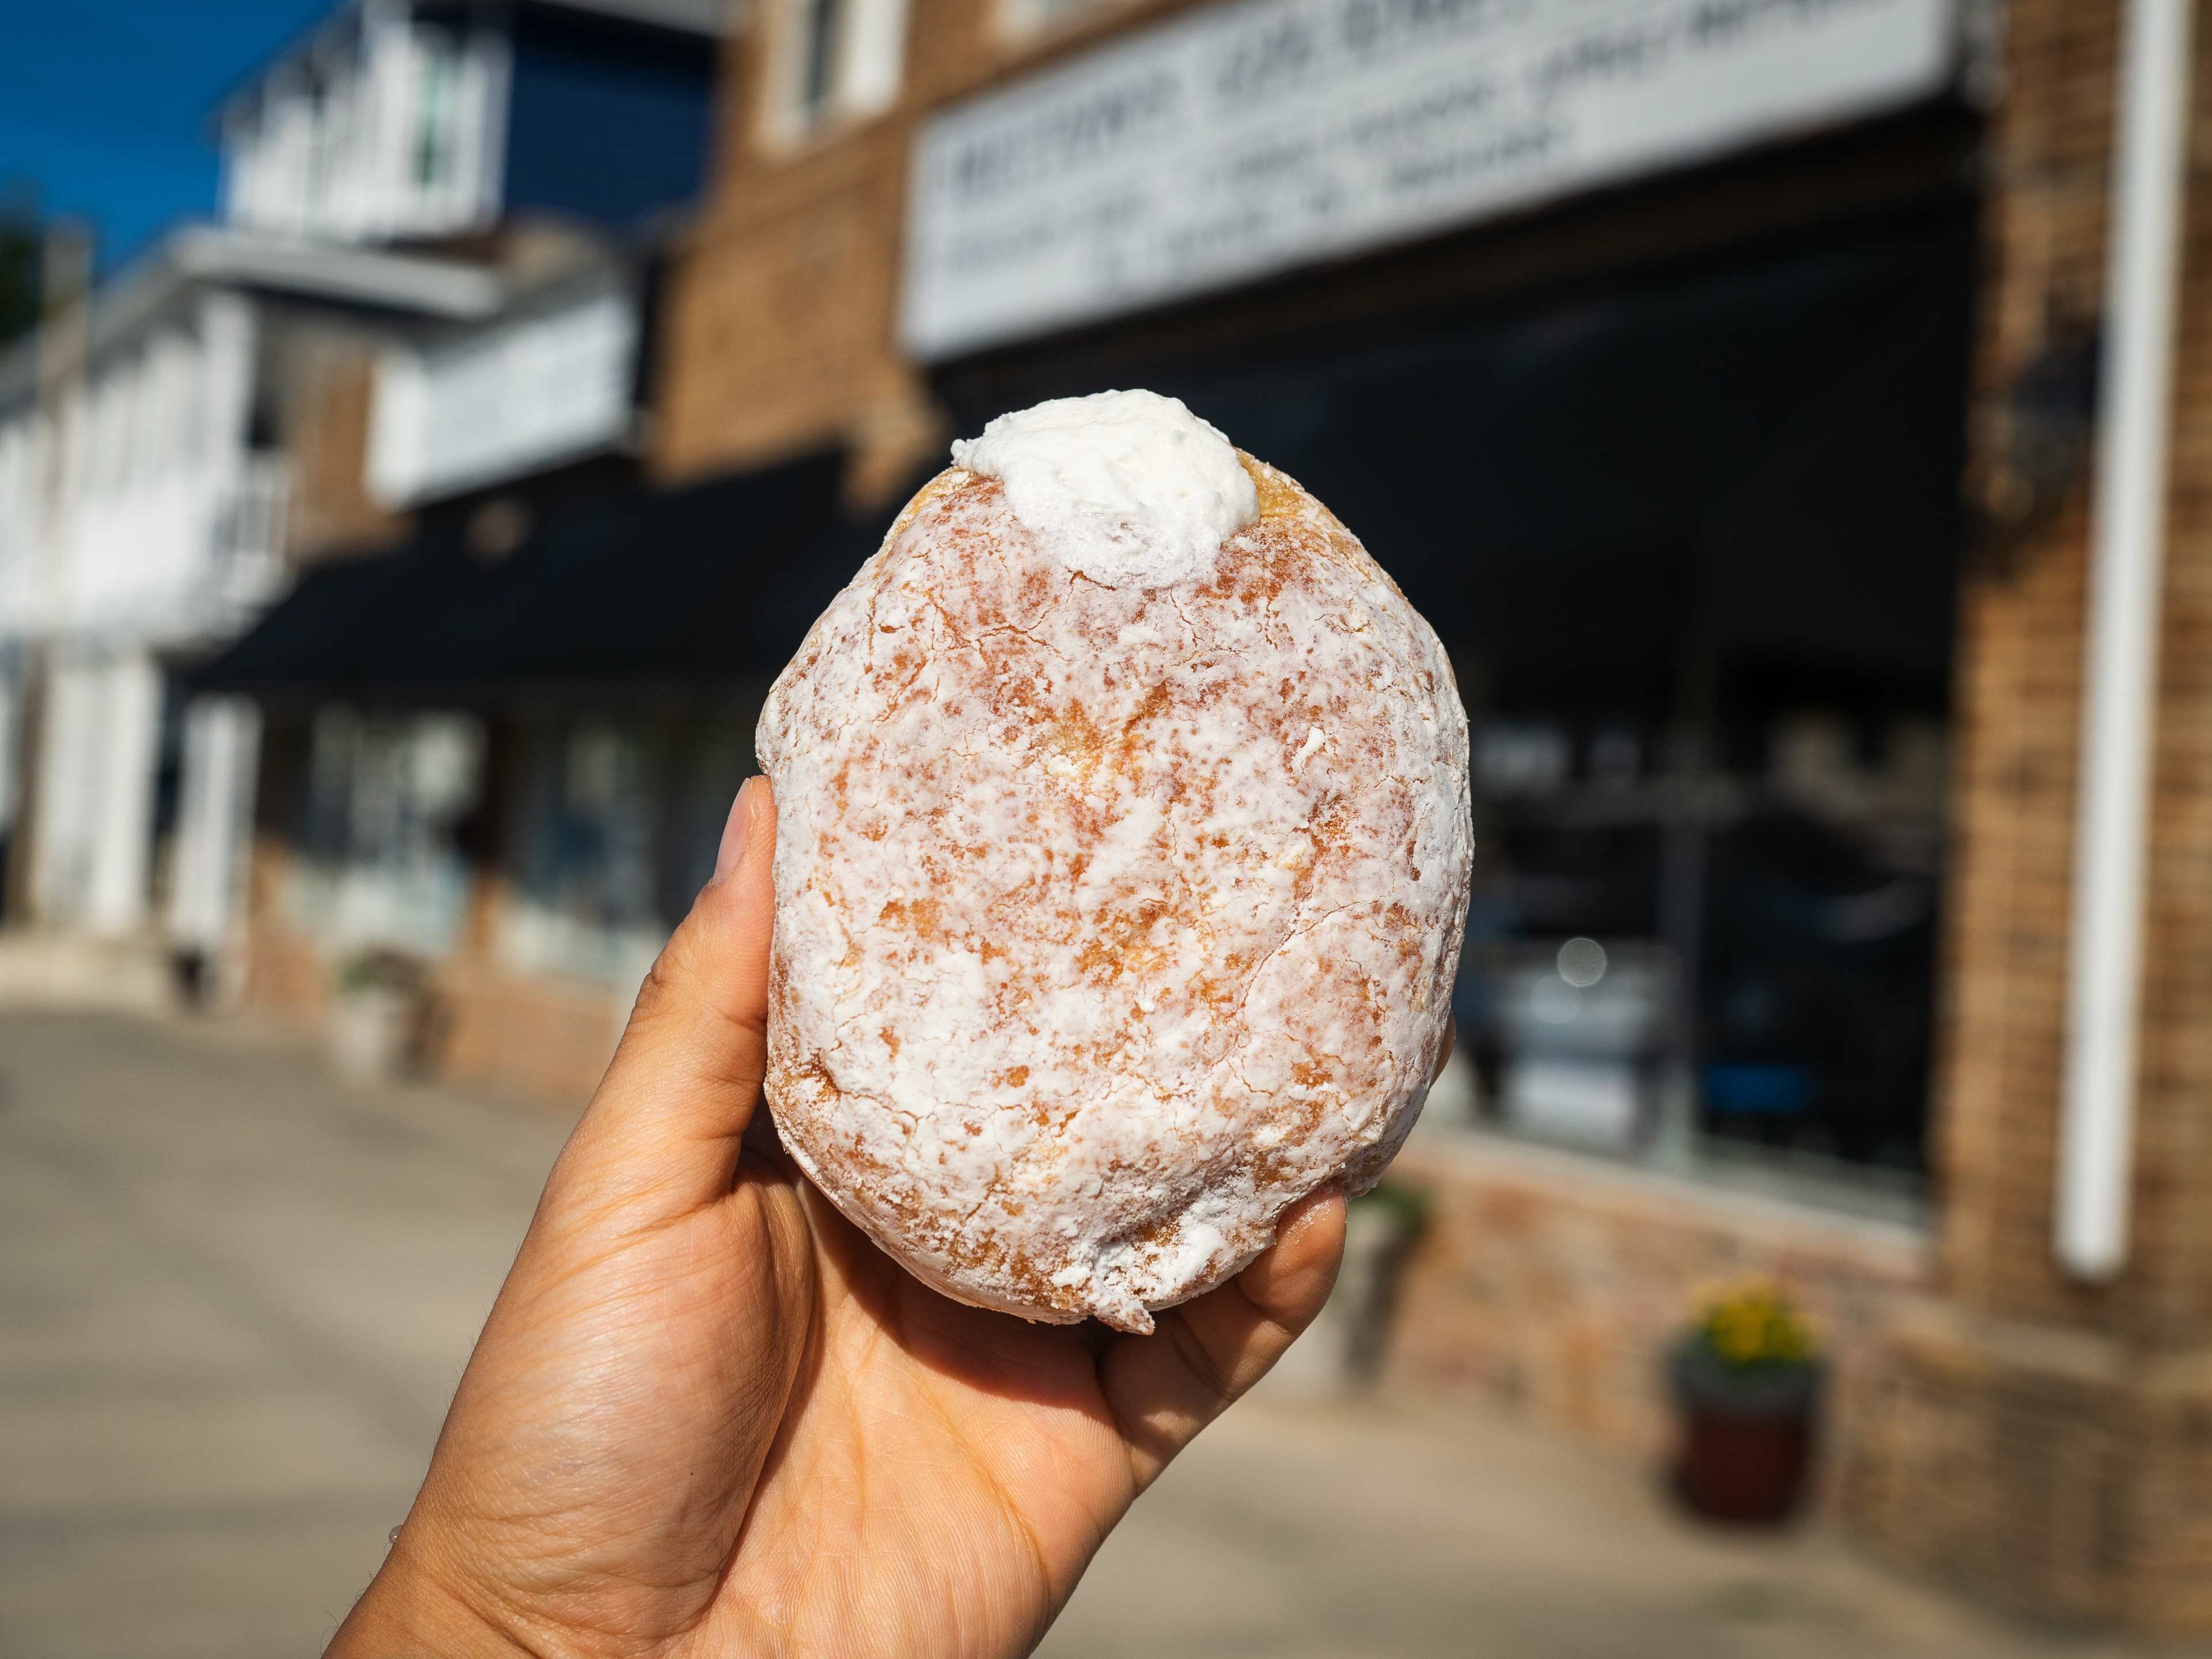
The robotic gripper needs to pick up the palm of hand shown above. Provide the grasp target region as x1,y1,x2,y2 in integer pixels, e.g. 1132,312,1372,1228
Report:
343,781,1344,1659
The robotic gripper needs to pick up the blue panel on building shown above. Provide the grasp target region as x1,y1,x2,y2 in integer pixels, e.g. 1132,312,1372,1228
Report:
503,10,715,228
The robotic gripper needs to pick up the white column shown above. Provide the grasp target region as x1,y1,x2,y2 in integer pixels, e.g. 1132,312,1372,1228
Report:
2055,0,2198,1279
841,0,910,119
167,696,262,957
31,654,94,923
385,21,423,235
197,293,256,495
84,650,162,940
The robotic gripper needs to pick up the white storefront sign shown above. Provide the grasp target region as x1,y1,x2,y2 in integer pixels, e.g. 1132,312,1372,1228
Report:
368,282,639,506
904,0,1962,358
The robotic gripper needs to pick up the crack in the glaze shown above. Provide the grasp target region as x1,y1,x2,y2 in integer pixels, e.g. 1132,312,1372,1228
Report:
1224,899,1367,1027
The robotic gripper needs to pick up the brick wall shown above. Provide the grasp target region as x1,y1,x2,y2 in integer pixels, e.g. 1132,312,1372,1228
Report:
1849,1304,2212,1630
275,331,412,560
427,964,624,1104
653,0,1214,493
654,121,926,490
240,839,331,1028
1935,0,2114,1336
1934,0,2212,1368
1847,0,2212,1632
1388,1130,1929,1508
241,836,627,1106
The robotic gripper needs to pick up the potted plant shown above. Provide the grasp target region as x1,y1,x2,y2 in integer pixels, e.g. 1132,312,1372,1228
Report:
329,947,426,1083
1667,1278,1823,1525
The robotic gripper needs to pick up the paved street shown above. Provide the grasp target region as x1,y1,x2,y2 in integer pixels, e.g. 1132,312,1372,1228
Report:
0,1010,2196,1658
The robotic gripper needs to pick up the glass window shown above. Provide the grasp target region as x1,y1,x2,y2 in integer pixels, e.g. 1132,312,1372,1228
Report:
501,714,757,988
290,709,484,960
797,0,844,126
1453,710,1944,1183
779,0,903,138
1143,211,1980,1209
503,720,666,987
413,31,461,192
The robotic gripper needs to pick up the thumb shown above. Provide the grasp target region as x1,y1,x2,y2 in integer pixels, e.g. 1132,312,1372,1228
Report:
550,776,779,1226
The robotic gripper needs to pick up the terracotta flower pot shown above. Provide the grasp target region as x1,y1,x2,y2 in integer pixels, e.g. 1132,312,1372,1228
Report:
1666,1340,1822,1525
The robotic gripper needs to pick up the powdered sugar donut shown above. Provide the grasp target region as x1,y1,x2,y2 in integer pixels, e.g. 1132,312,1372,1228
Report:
756,391,1471,1334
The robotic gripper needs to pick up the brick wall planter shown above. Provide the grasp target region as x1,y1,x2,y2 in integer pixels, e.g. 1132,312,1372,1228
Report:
1385,1126,1929,1512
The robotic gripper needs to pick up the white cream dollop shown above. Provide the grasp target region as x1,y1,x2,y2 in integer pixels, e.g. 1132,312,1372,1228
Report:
949,389,1259,587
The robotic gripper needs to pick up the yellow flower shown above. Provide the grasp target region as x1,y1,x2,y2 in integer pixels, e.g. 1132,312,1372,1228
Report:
1695,1278,1816,1365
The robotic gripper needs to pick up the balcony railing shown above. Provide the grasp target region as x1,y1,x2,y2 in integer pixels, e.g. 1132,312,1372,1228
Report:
209,454,291,624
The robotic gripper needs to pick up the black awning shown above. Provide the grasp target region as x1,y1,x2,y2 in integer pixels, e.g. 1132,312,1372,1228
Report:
700,462,936,672
365,449,846,692
183,529,463,702
192,449,859,706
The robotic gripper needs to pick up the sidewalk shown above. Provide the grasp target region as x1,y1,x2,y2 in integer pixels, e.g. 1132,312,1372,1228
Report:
0,1010,2195,1658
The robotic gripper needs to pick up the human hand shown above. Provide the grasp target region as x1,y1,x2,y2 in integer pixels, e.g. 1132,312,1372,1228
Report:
328,776,1350,1659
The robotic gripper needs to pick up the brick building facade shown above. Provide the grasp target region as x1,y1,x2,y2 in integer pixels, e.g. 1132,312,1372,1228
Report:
641,0,2212,1632
1845,0,2212,1630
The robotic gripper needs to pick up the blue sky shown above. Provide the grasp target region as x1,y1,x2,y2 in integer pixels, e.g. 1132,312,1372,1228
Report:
1,1,333,271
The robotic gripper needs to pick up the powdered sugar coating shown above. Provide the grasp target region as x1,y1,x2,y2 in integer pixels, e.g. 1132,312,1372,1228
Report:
756,455,1472,1333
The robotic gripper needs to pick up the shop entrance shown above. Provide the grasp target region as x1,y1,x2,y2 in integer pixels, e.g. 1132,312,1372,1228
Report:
940,200,1977,1192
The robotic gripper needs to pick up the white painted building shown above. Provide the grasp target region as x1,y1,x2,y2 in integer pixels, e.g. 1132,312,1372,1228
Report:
0,0,722,986
219,2,512,246
0,231,497,956
217,0,723,245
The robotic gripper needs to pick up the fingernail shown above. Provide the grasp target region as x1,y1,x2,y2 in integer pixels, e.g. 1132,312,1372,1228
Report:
715,778,759,883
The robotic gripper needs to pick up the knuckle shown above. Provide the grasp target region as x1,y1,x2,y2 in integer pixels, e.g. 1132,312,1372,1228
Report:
623,927,698,1033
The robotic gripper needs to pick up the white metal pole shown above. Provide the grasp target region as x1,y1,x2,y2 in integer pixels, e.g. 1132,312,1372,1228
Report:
2055,0,2196,1280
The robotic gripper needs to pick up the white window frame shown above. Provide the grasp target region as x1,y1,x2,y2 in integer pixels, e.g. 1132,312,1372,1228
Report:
764,0,907,147
409,27,468,204
995,0,1136,44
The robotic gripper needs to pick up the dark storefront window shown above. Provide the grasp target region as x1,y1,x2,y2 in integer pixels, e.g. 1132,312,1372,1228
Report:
942,194,1976,1196
1419,224,1971,1187
1456,704,1944,1180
